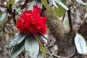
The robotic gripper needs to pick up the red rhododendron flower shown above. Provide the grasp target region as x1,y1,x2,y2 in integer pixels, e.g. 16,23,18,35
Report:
16,5,47,35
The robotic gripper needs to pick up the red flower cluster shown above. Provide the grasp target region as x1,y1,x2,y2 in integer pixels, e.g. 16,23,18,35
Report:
16,5,47,35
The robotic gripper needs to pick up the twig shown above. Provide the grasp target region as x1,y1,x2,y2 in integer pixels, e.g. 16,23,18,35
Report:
52,54,68,58
62,12,65,22
67,6,73,31
21,0,29,9
46,53,68,58
46,49,81,58
45,47,53,58
12,9,16,25
7,4,12,14
40,34,50,43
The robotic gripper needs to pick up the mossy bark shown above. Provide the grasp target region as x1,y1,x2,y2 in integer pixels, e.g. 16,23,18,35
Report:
43,8,76,55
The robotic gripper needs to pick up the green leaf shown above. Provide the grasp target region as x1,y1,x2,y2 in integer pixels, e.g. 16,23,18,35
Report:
41,0,49,10
37,2,43,9
0,12,7,29
74,33,87,54
15,8,22,14
37,52,44,58
63,13,70,31
49,0,58,8
6,0,15,8
54,0,66,17
9,33,26,47
76,0,87,5
4,24,19,34
55,0,68,10
34,35,46,58
10,0,15,5
28,0,42,10
25,35,39,57
28,0,37,10
11,40,25,58
55,4,65,17
0,12,6,23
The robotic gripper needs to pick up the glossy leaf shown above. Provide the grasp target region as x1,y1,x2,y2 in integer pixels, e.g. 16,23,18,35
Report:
25,35,39,57
63,13,70,31
76,0,87,5
28,0,37,10
55,0,68,10
74,33,87,54
9,33,26,47
37,2,43,9
55,0,66,17
28,0,42,10
15,8,22,14
0,12,7,29
4,24,19,34
49,0,57,8
37,52,44,58
41,0,49,10
11,40,25,58
0,12,6,24
34,35,46,58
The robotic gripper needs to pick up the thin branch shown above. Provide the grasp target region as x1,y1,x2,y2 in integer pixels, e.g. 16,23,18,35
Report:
62,12,65,22
46,53,68,58
67,7,73,31
45,47,54,58
40,34,50,43
12,9,16,25
52,54,67,58
46,49,81,58
21,0,29,9
7,4,12,14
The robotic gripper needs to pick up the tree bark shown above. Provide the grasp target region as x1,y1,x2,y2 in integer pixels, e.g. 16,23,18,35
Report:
43,4,86,57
